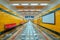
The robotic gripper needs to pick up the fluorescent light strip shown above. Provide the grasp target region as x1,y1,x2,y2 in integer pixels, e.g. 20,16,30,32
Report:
40,3,48,6
12,4,19,6
24,9,29,11
18,9,42,11
30,3,39,6
30,9,35,11
18,10,23,11
36,10,42,11
21,3,29,6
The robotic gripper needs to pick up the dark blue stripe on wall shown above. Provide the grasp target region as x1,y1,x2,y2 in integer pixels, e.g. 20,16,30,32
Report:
0,8,20,18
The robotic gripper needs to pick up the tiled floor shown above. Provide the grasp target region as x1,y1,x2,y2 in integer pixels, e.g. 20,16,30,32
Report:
15,21,47,40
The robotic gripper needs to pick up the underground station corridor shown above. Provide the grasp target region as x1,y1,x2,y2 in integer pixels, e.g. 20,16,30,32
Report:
15,21,48,40
0,0,60,40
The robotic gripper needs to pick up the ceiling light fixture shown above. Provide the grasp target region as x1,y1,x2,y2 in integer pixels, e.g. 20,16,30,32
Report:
30,3,39,6
21,3,29,6
31,9,42,11
12,4,19,6
17,10,23,11
40,3,48,6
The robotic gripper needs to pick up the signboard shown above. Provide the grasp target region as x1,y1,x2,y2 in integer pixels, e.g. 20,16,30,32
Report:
25,16,34,18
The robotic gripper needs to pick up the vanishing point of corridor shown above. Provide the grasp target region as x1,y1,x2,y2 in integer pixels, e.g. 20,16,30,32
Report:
0,0,60,40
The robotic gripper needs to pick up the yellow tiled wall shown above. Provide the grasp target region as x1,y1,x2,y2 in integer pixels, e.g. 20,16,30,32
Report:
33,4,60,33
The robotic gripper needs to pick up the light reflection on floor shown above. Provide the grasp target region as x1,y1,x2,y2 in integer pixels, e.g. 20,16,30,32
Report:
15,21,46,40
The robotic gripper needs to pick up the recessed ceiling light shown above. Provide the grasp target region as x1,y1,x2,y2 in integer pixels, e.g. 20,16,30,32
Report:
36,9,42,11
40,3,48,6
30,9,35,11
17,10,23,11
21,3,29,6
12,4,19,6
30,3,38,6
